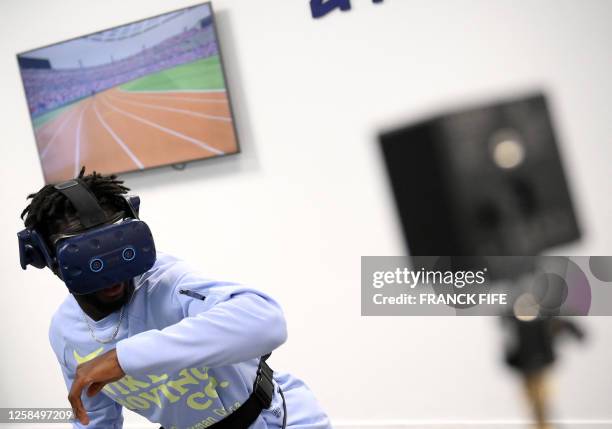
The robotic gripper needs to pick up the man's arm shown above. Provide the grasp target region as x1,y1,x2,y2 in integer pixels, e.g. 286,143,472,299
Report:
49,321,124,428
115,256,288,378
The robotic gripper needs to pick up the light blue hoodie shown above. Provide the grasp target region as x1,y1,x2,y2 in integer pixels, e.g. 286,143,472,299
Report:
49,252,331,429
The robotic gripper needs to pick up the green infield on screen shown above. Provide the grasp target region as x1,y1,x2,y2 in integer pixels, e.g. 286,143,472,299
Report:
120,56,226,92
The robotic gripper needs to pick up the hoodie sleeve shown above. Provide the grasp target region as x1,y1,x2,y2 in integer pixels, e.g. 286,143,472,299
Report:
49,317,124,429
115,253,288,379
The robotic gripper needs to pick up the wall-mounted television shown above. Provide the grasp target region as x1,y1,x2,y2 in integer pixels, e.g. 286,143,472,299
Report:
17,2,239,184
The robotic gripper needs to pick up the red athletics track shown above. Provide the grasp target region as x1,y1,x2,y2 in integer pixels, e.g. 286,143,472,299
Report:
32,87,237,183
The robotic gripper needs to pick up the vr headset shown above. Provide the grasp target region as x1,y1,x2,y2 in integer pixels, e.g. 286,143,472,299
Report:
18,179,156,295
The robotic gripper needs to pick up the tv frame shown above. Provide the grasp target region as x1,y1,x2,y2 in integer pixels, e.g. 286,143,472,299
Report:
16,1,241,184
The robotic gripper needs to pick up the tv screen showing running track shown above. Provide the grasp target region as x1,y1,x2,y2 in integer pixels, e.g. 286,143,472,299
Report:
17,2,239,184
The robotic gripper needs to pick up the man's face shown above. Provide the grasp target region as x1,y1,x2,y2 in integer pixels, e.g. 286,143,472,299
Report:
84,281,133,314
94,282,128,303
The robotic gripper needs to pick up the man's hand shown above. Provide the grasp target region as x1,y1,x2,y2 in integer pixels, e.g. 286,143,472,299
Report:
68,348,125,425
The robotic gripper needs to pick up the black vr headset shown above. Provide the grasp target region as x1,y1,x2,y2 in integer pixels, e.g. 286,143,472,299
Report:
18,179,156,295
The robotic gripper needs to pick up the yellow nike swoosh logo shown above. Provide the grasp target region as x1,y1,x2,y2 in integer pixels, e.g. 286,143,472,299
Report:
73,347,104,365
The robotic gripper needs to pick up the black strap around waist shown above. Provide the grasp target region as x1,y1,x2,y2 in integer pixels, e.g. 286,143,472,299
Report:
209,355,275,429
159,356,275,429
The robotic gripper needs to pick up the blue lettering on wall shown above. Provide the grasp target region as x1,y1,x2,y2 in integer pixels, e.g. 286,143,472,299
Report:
310,0,351,19
310,0,385,19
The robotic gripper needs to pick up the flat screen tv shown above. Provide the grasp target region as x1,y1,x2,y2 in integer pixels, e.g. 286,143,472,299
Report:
17,2,239,184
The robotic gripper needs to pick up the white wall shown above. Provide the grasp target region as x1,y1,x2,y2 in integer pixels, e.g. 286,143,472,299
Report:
1,0,611,427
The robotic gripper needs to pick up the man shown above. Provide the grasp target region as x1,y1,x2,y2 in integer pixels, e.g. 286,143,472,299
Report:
502,293,585,429
19,168,331,429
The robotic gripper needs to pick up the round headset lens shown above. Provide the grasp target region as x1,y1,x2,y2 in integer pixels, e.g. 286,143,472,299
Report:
122,247,136,261
90,259,104,272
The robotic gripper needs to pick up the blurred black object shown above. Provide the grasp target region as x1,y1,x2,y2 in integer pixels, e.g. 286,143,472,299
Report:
379,93,580,278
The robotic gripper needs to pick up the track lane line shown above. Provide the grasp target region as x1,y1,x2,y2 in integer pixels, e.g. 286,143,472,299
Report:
35,111,67,136
74,100,90,177
40,105,81,160
93,99,144,169
98,95,224,155
35,102,83,139
107,93,231,122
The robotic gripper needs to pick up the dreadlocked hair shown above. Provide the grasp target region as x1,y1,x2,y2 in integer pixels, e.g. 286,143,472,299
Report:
21,167,130,239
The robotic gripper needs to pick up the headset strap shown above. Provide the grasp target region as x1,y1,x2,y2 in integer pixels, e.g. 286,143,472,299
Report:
54,179,108,228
